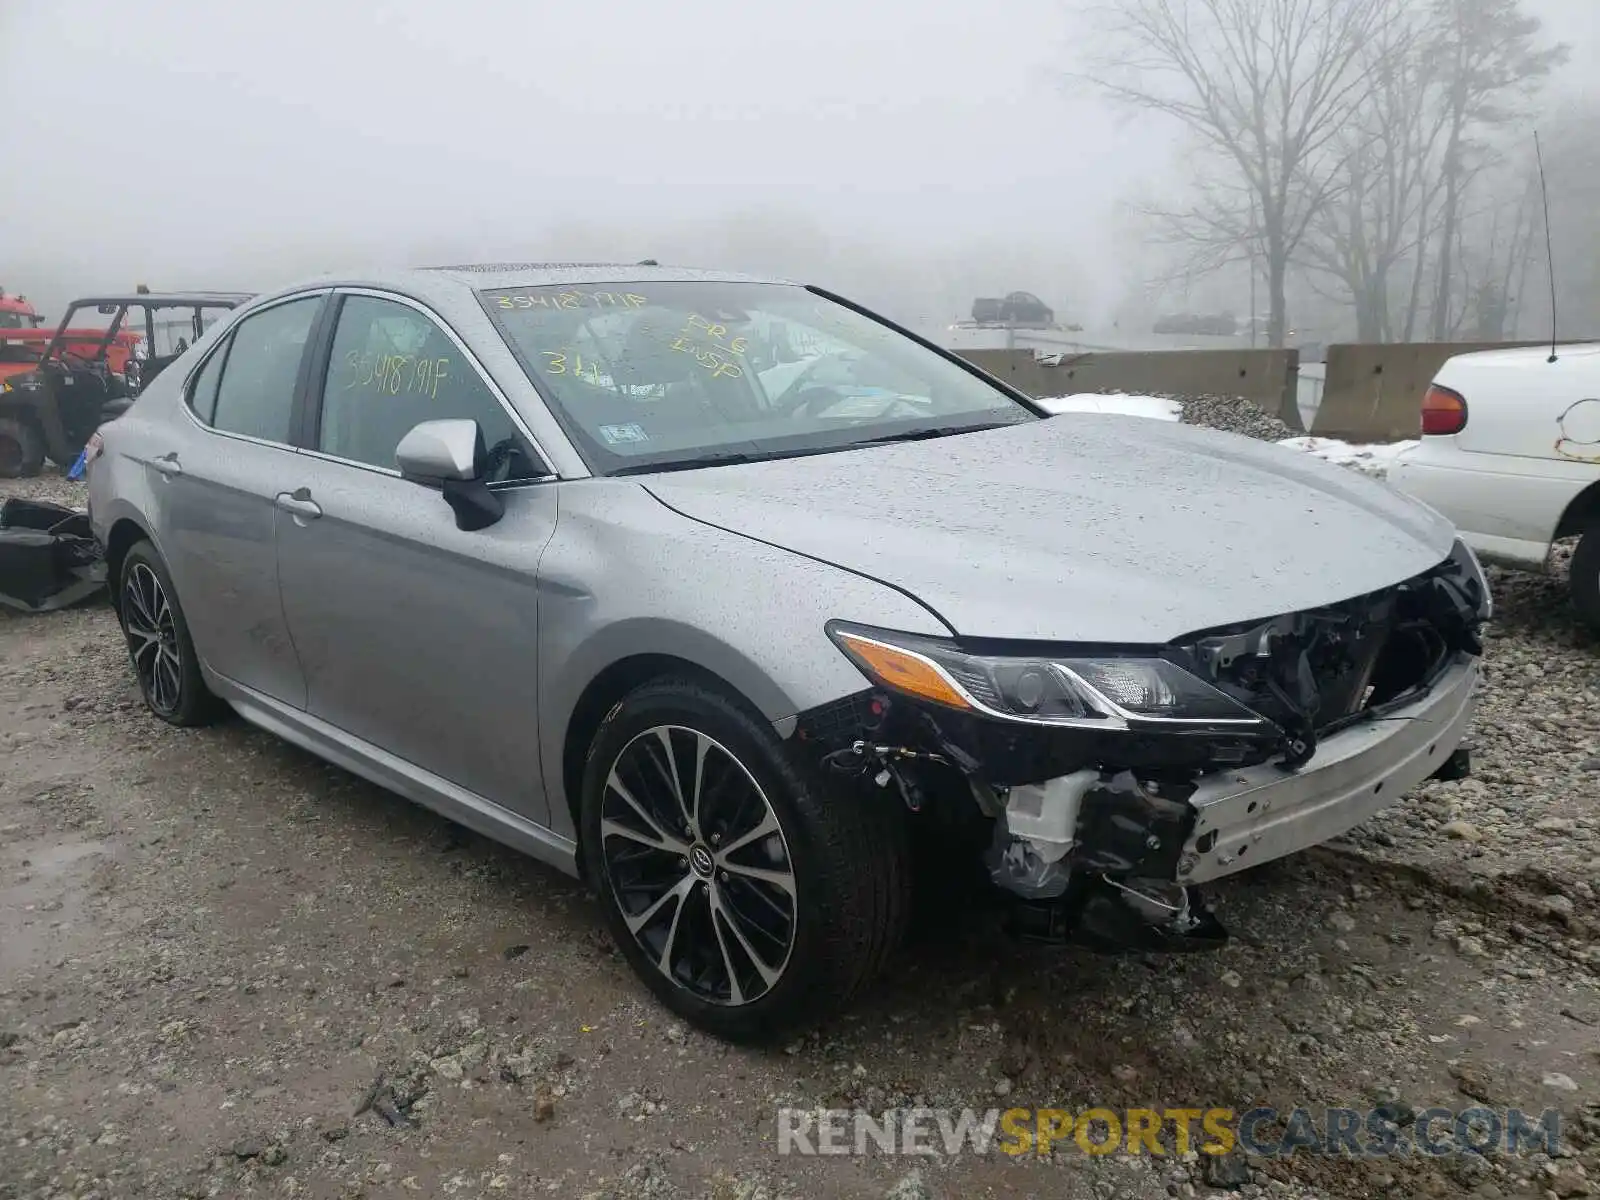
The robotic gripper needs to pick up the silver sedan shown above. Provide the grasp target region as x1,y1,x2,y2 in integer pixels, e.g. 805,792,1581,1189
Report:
86,263,1488,1041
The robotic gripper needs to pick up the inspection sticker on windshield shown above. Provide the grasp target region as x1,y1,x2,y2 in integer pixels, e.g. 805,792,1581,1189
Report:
598,423,649,445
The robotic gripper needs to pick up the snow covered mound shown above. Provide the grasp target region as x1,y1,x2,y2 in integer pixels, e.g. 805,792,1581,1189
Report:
1035,393,1183,421
1278,437,1418,481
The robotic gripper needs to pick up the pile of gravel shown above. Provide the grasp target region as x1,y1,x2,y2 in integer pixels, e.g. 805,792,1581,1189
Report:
1176,393,1297,442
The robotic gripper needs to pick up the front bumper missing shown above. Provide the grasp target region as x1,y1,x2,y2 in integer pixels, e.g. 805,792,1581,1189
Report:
795,637,1481,952
1176,656,1479,883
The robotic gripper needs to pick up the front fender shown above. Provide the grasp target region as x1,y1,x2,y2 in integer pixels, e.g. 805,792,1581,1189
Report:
549,615,828,732
536,480,950,842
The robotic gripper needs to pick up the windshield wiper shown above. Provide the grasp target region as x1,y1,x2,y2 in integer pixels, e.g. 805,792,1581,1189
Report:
605,422,1021,476
608,450,766,476
851,421,1019,447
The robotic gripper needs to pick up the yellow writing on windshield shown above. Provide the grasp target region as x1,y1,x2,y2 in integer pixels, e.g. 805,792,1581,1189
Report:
680,314,747,354
539,349,607,385
493,291,650,312
667,314,747,379
669,339,744,379
344,350,450,400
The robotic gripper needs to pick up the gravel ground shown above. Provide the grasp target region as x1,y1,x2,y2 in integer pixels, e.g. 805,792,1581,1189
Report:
1177,396,1298,442
4,462,1599,1200
0,469,83,510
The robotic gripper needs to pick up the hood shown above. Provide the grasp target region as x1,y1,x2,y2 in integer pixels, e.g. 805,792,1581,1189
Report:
642,416,1456,644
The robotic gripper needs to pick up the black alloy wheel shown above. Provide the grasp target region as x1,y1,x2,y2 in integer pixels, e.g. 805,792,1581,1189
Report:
123,560,183,716
581,679,912,1042
118,541,223,727
600,724,799,1007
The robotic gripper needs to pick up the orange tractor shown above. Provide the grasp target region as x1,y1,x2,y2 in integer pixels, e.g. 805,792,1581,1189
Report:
0,288,142,389
0,289,248,477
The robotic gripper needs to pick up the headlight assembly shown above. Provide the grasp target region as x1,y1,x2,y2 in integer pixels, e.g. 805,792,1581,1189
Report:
1450,537,1492,622
826,622,1273,732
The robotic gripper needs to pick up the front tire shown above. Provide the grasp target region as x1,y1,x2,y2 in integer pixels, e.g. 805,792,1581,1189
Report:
580,678,911,1042
1571,526,1600,633
0,414,45,478
118,541,224,727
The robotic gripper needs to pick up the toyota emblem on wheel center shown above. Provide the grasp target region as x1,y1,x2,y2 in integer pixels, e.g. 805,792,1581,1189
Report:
689,844,715,878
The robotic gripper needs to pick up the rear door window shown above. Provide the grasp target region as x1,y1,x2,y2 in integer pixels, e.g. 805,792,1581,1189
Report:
210,297,321,444
187,341,228,425
316,294,542,482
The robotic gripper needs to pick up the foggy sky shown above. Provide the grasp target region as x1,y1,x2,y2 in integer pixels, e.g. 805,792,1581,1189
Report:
1,0,1594,327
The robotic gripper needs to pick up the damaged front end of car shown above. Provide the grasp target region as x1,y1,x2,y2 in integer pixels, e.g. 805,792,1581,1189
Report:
794,539,1490,954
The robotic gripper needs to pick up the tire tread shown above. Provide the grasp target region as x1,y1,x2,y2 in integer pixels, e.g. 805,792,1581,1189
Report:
0,415,46,478
1571,528,1600,633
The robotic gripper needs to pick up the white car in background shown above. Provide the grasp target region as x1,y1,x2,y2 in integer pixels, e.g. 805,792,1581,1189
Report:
1389,343,1600,627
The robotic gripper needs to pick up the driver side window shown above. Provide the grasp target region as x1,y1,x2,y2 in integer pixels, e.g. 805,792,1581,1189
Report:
318,295,542,482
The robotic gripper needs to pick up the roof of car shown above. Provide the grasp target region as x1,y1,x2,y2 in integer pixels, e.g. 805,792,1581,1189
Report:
415,262,791,289
232,264,802,315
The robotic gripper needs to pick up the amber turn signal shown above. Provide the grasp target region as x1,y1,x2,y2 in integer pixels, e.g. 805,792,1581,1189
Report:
831,631,974,712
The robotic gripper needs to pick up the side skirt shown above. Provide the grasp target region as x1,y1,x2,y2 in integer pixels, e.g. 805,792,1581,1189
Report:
205,671,581,878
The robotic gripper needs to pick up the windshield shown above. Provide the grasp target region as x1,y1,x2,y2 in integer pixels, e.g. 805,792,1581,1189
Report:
0,312,38,331
482,281,1036,473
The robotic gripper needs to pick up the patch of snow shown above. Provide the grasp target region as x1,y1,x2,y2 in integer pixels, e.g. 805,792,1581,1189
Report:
1036,393,1183,421
1278,436,1419,480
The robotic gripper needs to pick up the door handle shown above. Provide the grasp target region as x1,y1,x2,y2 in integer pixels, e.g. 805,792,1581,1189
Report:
150,452,182,477
274,489,322,520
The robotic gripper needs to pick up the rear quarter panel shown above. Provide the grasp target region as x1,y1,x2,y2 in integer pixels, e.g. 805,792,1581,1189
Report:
87,315,239,547
87,393,169,558
87,369,218,607
1439,349,1600,462
1403,350,1600,552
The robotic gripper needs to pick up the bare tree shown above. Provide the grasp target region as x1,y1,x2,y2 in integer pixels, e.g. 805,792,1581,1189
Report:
1279,0,1562,342
1297,8,1438,342
1425,0,1568,339
1077,0,1396,345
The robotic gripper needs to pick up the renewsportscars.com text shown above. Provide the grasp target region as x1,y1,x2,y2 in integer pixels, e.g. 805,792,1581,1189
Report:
776,1105,1562,1159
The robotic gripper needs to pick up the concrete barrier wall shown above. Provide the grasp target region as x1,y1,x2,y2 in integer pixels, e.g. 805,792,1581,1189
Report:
955,347,1303,430
1314,340,1566,441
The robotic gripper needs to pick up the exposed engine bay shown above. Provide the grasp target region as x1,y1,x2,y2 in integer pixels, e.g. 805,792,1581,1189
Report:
794,542,1489,952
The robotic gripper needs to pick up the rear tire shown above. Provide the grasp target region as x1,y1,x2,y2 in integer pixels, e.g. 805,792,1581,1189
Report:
118,541,225,727
0,415,45,478
580,678,911,1043
1571,527,1600,633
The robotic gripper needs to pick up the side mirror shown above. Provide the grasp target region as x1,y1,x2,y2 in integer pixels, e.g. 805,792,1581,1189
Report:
396,418,481,481
394,419,505,532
